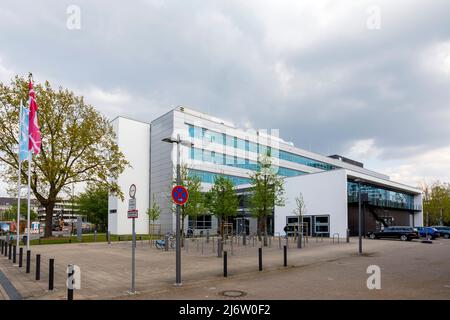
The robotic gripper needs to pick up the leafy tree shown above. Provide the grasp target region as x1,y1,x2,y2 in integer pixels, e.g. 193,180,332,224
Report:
173,165,207,239
249,155,285,245
147,193,161,236
76,184,108,231
293,193,306,248
207,175,238,237
421,181,450,225
0,76,128,237
2,201,38,221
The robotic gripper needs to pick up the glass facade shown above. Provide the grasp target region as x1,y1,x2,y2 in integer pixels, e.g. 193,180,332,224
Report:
188,169,252,186
187,124,335,171
189,147,306,178
347,181,417,210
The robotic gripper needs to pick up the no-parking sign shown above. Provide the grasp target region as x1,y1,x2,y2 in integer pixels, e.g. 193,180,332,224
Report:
172,185,189,205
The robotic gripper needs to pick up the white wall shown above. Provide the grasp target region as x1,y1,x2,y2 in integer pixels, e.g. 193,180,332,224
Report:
275,169,348,237
108,117,150,235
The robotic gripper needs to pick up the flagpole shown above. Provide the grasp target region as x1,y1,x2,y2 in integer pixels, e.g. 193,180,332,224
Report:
26,152,31,250
16,104,22,249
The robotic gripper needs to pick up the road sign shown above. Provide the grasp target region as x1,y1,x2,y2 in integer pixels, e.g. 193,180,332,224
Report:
128,198,136,211
172,185,189,205
128,210,138,219
129,184,136,199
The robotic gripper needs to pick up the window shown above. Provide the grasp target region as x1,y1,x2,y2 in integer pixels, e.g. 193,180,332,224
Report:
188,124,195,138
188,215,212,229
188,169,252,186
245,140,249,152
314,216,329,234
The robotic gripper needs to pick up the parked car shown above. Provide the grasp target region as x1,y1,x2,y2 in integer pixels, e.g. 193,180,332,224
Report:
431,226,450,239
367,226,419,241
416,227,440,240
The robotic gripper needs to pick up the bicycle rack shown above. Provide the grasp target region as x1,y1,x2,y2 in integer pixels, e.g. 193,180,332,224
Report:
332,233,340,244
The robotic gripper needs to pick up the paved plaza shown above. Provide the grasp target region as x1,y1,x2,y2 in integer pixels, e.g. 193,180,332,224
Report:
0,236,449,300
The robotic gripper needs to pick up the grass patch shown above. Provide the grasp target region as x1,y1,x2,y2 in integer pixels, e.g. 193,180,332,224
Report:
29,233,160,246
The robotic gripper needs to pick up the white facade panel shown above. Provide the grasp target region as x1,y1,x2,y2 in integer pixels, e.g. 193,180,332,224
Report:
108,117,150,235
275,170,349,237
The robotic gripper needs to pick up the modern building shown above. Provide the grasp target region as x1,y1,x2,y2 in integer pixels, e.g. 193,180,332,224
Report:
0,197,40,221
108,106,423,236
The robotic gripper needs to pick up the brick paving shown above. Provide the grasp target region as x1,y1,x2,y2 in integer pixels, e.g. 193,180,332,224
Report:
0,236,449,300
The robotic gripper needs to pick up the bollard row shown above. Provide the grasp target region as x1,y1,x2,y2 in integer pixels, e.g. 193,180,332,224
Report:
2,242,56,292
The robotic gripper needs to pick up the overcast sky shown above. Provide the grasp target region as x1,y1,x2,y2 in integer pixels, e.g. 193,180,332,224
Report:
1,0,450,196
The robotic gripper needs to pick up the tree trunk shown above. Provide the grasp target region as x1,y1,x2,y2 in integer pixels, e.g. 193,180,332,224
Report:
263,217,268,247
257,217,262,241
181,215,185,248
44,202,55,238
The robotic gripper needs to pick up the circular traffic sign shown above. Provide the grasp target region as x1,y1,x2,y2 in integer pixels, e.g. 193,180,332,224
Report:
129,184,136,199
172,185,189,205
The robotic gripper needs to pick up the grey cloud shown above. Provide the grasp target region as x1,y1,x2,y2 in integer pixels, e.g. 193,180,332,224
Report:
0,0,450,171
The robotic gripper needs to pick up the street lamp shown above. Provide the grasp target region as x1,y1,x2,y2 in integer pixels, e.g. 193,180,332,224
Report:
355,178,363,255
162,134,193,286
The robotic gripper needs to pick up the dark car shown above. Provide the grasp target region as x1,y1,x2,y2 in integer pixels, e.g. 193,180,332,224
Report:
416,226,440,240
431,226,450,239
368,226,419,241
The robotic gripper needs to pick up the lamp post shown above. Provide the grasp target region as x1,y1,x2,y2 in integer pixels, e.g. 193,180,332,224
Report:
162,134,193,286
355,178,363,255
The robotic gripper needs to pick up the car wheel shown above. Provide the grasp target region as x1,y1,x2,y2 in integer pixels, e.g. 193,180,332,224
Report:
425,234,432,241
369,233,376,239
400,235,408,241
444,234,449,239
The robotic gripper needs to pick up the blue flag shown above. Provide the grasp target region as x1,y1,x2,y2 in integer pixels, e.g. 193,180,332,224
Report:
19,102,30,162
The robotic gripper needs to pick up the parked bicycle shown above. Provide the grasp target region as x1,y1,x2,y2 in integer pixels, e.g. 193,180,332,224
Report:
155,233,175,249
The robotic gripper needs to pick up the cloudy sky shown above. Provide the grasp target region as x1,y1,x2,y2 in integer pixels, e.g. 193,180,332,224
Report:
1,0,450,195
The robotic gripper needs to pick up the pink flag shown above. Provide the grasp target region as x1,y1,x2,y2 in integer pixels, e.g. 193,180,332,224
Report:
28,80,41,154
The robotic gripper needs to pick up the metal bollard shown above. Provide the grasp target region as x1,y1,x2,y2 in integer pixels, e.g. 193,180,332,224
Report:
94,230,97,242
107,231,111,244
164,235,169,251
1,240,3,254
201,241,204,255
223,251,228,277
212,238,215,253
279,236,281,250
243,233,246,246
284,245,287,267
4,241,7,257
13,245,16,264
19,247,23,267
258,247,263,271
206,230,210,243
26,250,31,273
48,259,54,290
8,242,12,260
346,229,350,243
35,254,41,280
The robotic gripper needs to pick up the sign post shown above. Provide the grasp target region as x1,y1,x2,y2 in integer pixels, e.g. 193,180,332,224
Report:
128,184,137,294
171,185,189,286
